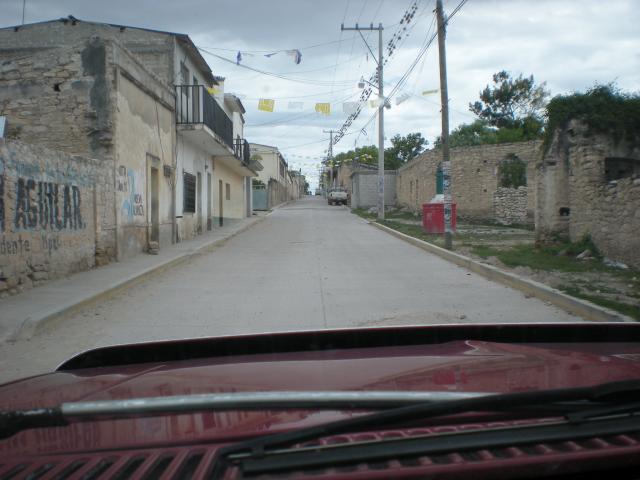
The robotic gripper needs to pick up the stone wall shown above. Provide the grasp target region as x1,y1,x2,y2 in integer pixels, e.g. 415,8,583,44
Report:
0,35,177,262
493,187,528,225
396,141,541,223
351,170,397,209
537,120,640,268
0,140,103,297
0,38,117,264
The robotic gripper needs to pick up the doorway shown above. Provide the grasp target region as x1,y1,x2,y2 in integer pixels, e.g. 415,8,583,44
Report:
196,172,202,234
207,172,212,230
150,167,160,243
218,179,224,227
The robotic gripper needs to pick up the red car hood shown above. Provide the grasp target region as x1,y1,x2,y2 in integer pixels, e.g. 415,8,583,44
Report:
2,324,640,456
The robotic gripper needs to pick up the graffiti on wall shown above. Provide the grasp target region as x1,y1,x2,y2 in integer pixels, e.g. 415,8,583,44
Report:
0,175,85,233
117,166,144,221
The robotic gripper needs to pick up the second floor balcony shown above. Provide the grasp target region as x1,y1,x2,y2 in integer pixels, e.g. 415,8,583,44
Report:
176,85,258,175
176,84,234,152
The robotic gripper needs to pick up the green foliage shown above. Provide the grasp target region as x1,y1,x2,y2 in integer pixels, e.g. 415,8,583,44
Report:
252,178,265,187
434,120,539,149
499,154,527,188
331,145,378,168
384,132,427,169
543,83,640,154
330,132,426,170
470,70,549,135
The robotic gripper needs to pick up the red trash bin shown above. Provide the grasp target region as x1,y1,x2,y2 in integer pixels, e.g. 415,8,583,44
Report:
422,202,457,234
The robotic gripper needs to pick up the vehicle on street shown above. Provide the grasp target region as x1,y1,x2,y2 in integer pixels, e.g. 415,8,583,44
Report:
3,323,640,479
328,187,349,206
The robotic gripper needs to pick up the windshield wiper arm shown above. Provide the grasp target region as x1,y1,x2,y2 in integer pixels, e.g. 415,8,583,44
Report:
212,379,640,476
0,390,494,439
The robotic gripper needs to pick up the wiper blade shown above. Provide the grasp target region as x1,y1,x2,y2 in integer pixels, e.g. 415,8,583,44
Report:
0,390,493,439
212,379,640,476
240,413,640,476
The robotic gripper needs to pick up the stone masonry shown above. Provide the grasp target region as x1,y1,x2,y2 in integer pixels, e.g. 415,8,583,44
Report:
0,139,102,297
493,186,528,225
536,120,640,268
396,141,541,223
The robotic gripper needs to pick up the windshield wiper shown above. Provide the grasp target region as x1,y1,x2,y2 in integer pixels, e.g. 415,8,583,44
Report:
212,379,640,477
0,390,494,439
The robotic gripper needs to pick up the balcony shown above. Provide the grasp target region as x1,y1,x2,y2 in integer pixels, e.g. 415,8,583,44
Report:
234,138,251,165
176,85,256,175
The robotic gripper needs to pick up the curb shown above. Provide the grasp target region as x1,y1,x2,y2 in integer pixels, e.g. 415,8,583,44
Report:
11,214,269,341
369,221,634,323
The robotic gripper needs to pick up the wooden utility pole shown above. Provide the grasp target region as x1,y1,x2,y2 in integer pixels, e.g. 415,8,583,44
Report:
323,129,334,193
436,0,453,249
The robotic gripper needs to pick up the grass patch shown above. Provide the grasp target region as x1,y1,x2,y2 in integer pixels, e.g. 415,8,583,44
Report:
351,208,377,220
558,285,640,320
377,220,446,247
468,240,610,273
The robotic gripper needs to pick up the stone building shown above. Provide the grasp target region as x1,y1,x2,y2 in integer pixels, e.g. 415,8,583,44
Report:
0,30,174,261
396,141,541,224
0,17,258,261
0,139,106,296
536,120,640,268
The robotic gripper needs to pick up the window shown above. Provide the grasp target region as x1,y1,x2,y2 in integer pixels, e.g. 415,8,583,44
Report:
225,183,231,200
499,154,527,188
183,172,196,213
605,157,640,182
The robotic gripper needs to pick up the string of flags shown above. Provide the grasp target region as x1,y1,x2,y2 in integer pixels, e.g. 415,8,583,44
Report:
237,49,302,65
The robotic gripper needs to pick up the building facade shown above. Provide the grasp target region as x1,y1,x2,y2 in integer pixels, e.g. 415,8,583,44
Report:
0,17,257,263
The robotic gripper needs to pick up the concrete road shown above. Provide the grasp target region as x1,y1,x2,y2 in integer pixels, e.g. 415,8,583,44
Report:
0,196,581,383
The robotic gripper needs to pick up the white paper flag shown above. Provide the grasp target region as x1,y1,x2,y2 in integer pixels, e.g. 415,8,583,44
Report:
395,92,411,105
342,102,358,114
288,101,304,110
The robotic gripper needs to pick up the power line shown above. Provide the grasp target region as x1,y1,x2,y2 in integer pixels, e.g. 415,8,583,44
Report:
197,46,357,86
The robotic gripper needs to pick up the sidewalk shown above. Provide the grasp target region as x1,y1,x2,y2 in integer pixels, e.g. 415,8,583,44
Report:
0,212,269,342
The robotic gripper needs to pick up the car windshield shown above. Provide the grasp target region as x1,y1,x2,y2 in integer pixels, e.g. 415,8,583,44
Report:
0,0,639,475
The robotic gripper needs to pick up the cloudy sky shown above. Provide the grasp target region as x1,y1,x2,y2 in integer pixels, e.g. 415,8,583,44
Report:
2,0,638,189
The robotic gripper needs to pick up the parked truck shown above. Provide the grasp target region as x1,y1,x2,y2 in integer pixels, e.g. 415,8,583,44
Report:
328,187,349,206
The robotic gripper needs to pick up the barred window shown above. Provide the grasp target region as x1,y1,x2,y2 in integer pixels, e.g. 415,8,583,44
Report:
183,172,196,213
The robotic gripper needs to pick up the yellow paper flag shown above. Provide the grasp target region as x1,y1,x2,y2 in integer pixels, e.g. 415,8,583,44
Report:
422,89,438,95
315,103,330,115
258,99,275,112
207,87,222,95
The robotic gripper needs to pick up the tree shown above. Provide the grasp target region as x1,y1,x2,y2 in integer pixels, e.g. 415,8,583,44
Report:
434,119,497,148
384,132,427,169
469,70,549,139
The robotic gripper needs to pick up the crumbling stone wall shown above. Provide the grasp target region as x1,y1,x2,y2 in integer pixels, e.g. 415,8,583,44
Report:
0,140,103,297
536,120,640,268
0,38,117,265
396,141,540,223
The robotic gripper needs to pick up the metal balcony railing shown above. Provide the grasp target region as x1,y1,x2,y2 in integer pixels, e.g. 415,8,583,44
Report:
234,138,251,165
175,85,234,151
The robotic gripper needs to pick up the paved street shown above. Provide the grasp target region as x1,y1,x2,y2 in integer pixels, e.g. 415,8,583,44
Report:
0,196,581,383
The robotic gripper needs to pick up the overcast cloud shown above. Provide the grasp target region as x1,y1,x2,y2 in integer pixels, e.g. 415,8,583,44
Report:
2,0,638,188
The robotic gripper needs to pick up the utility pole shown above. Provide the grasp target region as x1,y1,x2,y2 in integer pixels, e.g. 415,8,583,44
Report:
436,0,452,249
341,23,385,220
323,129,334,195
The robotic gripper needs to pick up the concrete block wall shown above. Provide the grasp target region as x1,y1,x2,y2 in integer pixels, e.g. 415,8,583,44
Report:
351,171,397,209
396,141,541,222
0,140,102,297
